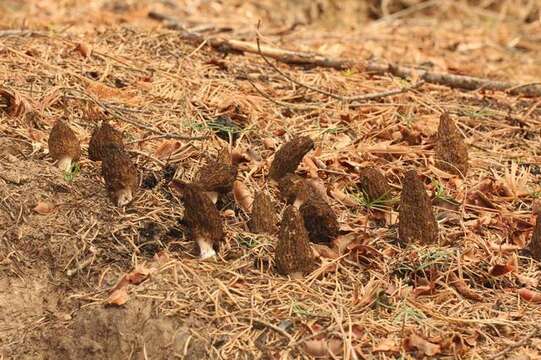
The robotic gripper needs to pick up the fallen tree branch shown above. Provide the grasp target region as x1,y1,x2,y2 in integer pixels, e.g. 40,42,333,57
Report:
148,11,541,97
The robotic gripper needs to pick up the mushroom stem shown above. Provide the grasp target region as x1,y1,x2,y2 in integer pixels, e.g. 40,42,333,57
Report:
116,189,133,207
57,156,73,172
197,236,216,259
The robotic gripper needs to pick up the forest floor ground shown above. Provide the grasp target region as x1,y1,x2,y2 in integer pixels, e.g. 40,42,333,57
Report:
1,0,541,359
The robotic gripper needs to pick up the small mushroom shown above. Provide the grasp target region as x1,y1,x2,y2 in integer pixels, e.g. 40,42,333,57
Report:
275,205,315,276
279,175,338,244
299,190,339,244
358,166,391,203
48,119,81,171
435,113,469,176
101,143,138,207
248,191,278,234
182,183,224,259
269,136,314,180
195,148,237,201
88,121,124,161
398,170,438,244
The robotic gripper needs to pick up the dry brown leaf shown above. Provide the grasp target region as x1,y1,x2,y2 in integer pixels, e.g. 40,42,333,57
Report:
124,264,151,285
373,337,399,353
404,332,441,357
518,288,541,303
107,286,129,306
74,42,91,58
312,244,339,259
303,156,319,178
154,140,181,159
449,273,483,301
86,82,139,104
329,187,357,207
303,338,342,357
33,201,55,215
233,180,254,213
490,258,515,276
0,88,33,117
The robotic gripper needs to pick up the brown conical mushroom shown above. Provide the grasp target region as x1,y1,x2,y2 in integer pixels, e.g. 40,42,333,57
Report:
48,119,81,171
88,121,124,161
528,211,541,261
358,166,391,202
269,136,314,180
101,143,138,207
183,183,224,259
195,148,237,194
398,170,438,244
275,205,315,276
435,113,469,176
278,173,308,204
248,191,278,234
300,190,339,244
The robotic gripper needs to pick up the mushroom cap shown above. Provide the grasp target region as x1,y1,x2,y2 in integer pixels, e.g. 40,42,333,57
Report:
183,183,224,247
358,166,391,202
398,170,439,244
528,213,541,261
435,113,469,176
269,136,314,180
48,120,81,162
300,191,339,244
278,173,309,204
195,149,237,193
275,205,315,275
248,191,278,234
89,121,124,161
101,143,138,206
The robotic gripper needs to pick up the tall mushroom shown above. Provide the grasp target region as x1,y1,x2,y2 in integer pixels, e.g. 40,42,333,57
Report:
89,121,124,161
275,205,315,276
398,170,439,244
183,183,224,259
101,143,138,207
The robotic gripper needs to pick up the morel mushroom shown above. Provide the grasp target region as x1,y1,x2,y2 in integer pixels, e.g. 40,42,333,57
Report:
358,167,391,203
528,211,541,261
278,173,309,205
300,190,339,244
269,136,314,180
195,148,237,199
398,170,438,244
183,183,224,259
435,113,469,176
101,143,138,207
88,121,124,161
248,191,278,234
48,120,81,171
275,205,315,276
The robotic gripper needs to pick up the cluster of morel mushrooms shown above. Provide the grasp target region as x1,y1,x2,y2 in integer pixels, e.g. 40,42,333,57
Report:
49,112,539,278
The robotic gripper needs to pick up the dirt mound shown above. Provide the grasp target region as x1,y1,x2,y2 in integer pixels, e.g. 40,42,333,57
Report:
42,301,206,360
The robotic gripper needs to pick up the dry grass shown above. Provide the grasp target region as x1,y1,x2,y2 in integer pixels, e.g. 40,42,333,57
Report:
1,0,541,358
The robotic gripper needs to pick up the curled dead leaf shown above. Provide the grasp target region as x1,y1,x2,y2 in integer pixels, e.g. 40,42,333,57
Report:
404,332,441,357
33,201,55,215
449,273,482,301
124,264,152,285
233,180,253,213
303,338,342,357
489,259,515,276
74,42,91,58
312,244,339,259
303,156,319,178
373,337,399,353
518,288,541,303
0,88,32,117
107,286,129,306
154,140,181,159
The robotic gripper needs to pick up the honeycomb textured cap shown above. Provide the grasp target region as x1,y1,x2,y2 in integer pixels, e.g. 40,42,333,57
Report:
269,136,314,180
398,170,439,244
101,144,138,206
275,205,315,275
48,120,81,162
435,112,469,176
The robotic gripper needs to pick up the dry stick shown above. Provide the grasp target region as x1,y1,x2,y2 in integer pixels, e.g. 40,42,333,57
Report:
148,11,541,97
254,22,425,103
